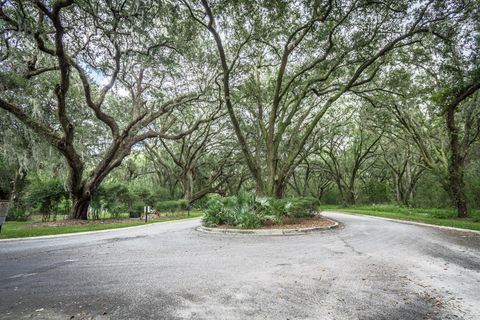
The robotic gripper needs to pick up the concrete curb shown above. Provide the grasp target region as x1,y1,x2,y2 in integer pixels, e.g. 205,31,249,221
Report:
196,218,339,236
0,217,202,242
323,210,480,235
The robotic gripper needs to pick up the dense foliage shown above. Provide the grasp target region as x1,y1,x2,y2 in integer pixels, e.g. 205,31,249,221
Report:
0,0,479,221
155,199,189,213
203,193,320,228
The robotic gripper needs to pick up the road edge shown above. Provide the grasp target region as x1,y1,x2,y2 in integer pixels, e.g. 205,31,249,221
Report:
323,210,480,235
0,216,202,242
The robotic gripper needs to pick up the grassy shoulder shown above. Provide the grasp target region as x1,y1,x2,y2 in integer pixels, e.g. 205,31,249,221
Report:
0,211,203,239
321,204,480,231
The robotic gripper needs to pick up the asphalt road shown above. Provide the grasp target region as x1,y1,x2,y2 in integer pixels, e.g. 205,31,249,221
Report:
0,212,479,320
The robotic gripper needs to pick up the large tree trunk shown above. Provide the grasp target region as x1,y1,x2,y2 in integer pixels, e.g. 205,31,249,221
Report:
273,179,286,199
345,175,357,206
9,165,27,209
449,164,468,218
344,189,356,206
254,175,266,197
71,194,90,220
445,105,468,218
182,169,195,204
393,174,403,204
403,164,418,207
335,181,356,206
395,176,411,207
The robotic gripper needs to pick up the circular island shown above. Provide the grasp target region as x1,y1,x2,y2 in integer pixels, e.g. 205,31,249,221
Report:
196,193,339,235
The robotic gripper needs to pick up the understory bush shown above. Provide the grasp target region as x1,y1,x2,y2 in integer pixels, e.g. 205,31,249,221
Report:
24,176,69,221
90,183,169,219
155,199,189,213
6,207,28,221
92,183,132,218
202,192,320,229
282,197,321,218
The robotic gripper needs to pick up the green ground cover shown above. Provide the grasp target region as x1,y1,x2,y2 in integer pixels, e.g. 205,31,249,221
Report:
0,211,203,239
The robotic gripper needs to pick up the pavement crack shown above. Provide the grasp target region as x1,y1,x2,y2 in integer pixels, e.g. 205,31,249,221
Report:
338,235,363,255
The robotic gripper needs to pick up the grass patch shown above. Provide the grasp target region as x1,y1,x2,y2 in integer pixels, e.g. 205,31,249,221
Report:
0,211,203,239
321,204,480,232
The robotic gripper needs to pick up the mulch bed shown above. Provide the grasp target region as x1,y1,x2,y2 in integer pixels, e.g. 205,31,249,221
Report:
213,215,336,230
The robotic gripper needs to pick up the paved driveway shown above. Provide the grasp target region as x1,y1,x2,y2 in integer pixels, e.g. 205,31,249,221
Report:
0,212,479,320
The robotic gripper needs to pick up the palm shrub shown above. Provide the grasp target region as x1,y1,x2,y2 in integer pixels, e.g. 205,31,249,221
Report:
202,193,320,228
203,192,260,228
233,192,262,228
256,196,286,224
236,210,262,229
193,193,220,209
202,198,225,226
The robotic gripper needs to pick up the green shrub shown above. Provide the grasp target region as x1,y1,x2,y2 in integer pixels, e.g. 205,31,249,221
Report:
24,176,69,221
7,207,28,221
203,193,256,227
92,183,131,217
91,182,182,219
155,199,188,213
202,193,320,228
129,185,165,207
283,197,320,218
256,197,286,223
203,199,224,226
192,193,221,209
93,182,151,218
237,211,262,229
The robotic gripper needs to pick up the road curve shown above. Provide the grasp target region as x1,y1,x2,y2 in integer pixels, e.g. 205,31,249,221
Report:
0,212,479,320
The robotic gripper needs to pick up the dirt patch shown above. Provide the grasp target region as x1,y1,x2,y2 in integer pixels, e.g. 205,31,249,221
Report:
213,215,336,230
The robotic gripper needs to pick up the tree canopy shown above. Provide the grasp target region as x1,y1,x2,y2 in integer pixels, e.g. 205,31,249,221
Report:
1,0,479,219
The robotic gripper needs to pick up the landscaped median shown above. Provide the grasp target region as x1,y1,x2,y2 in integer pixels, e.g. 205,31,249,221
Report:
199,193,338,235
197,216,338,235
0,211,203,239
321,205,480,232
